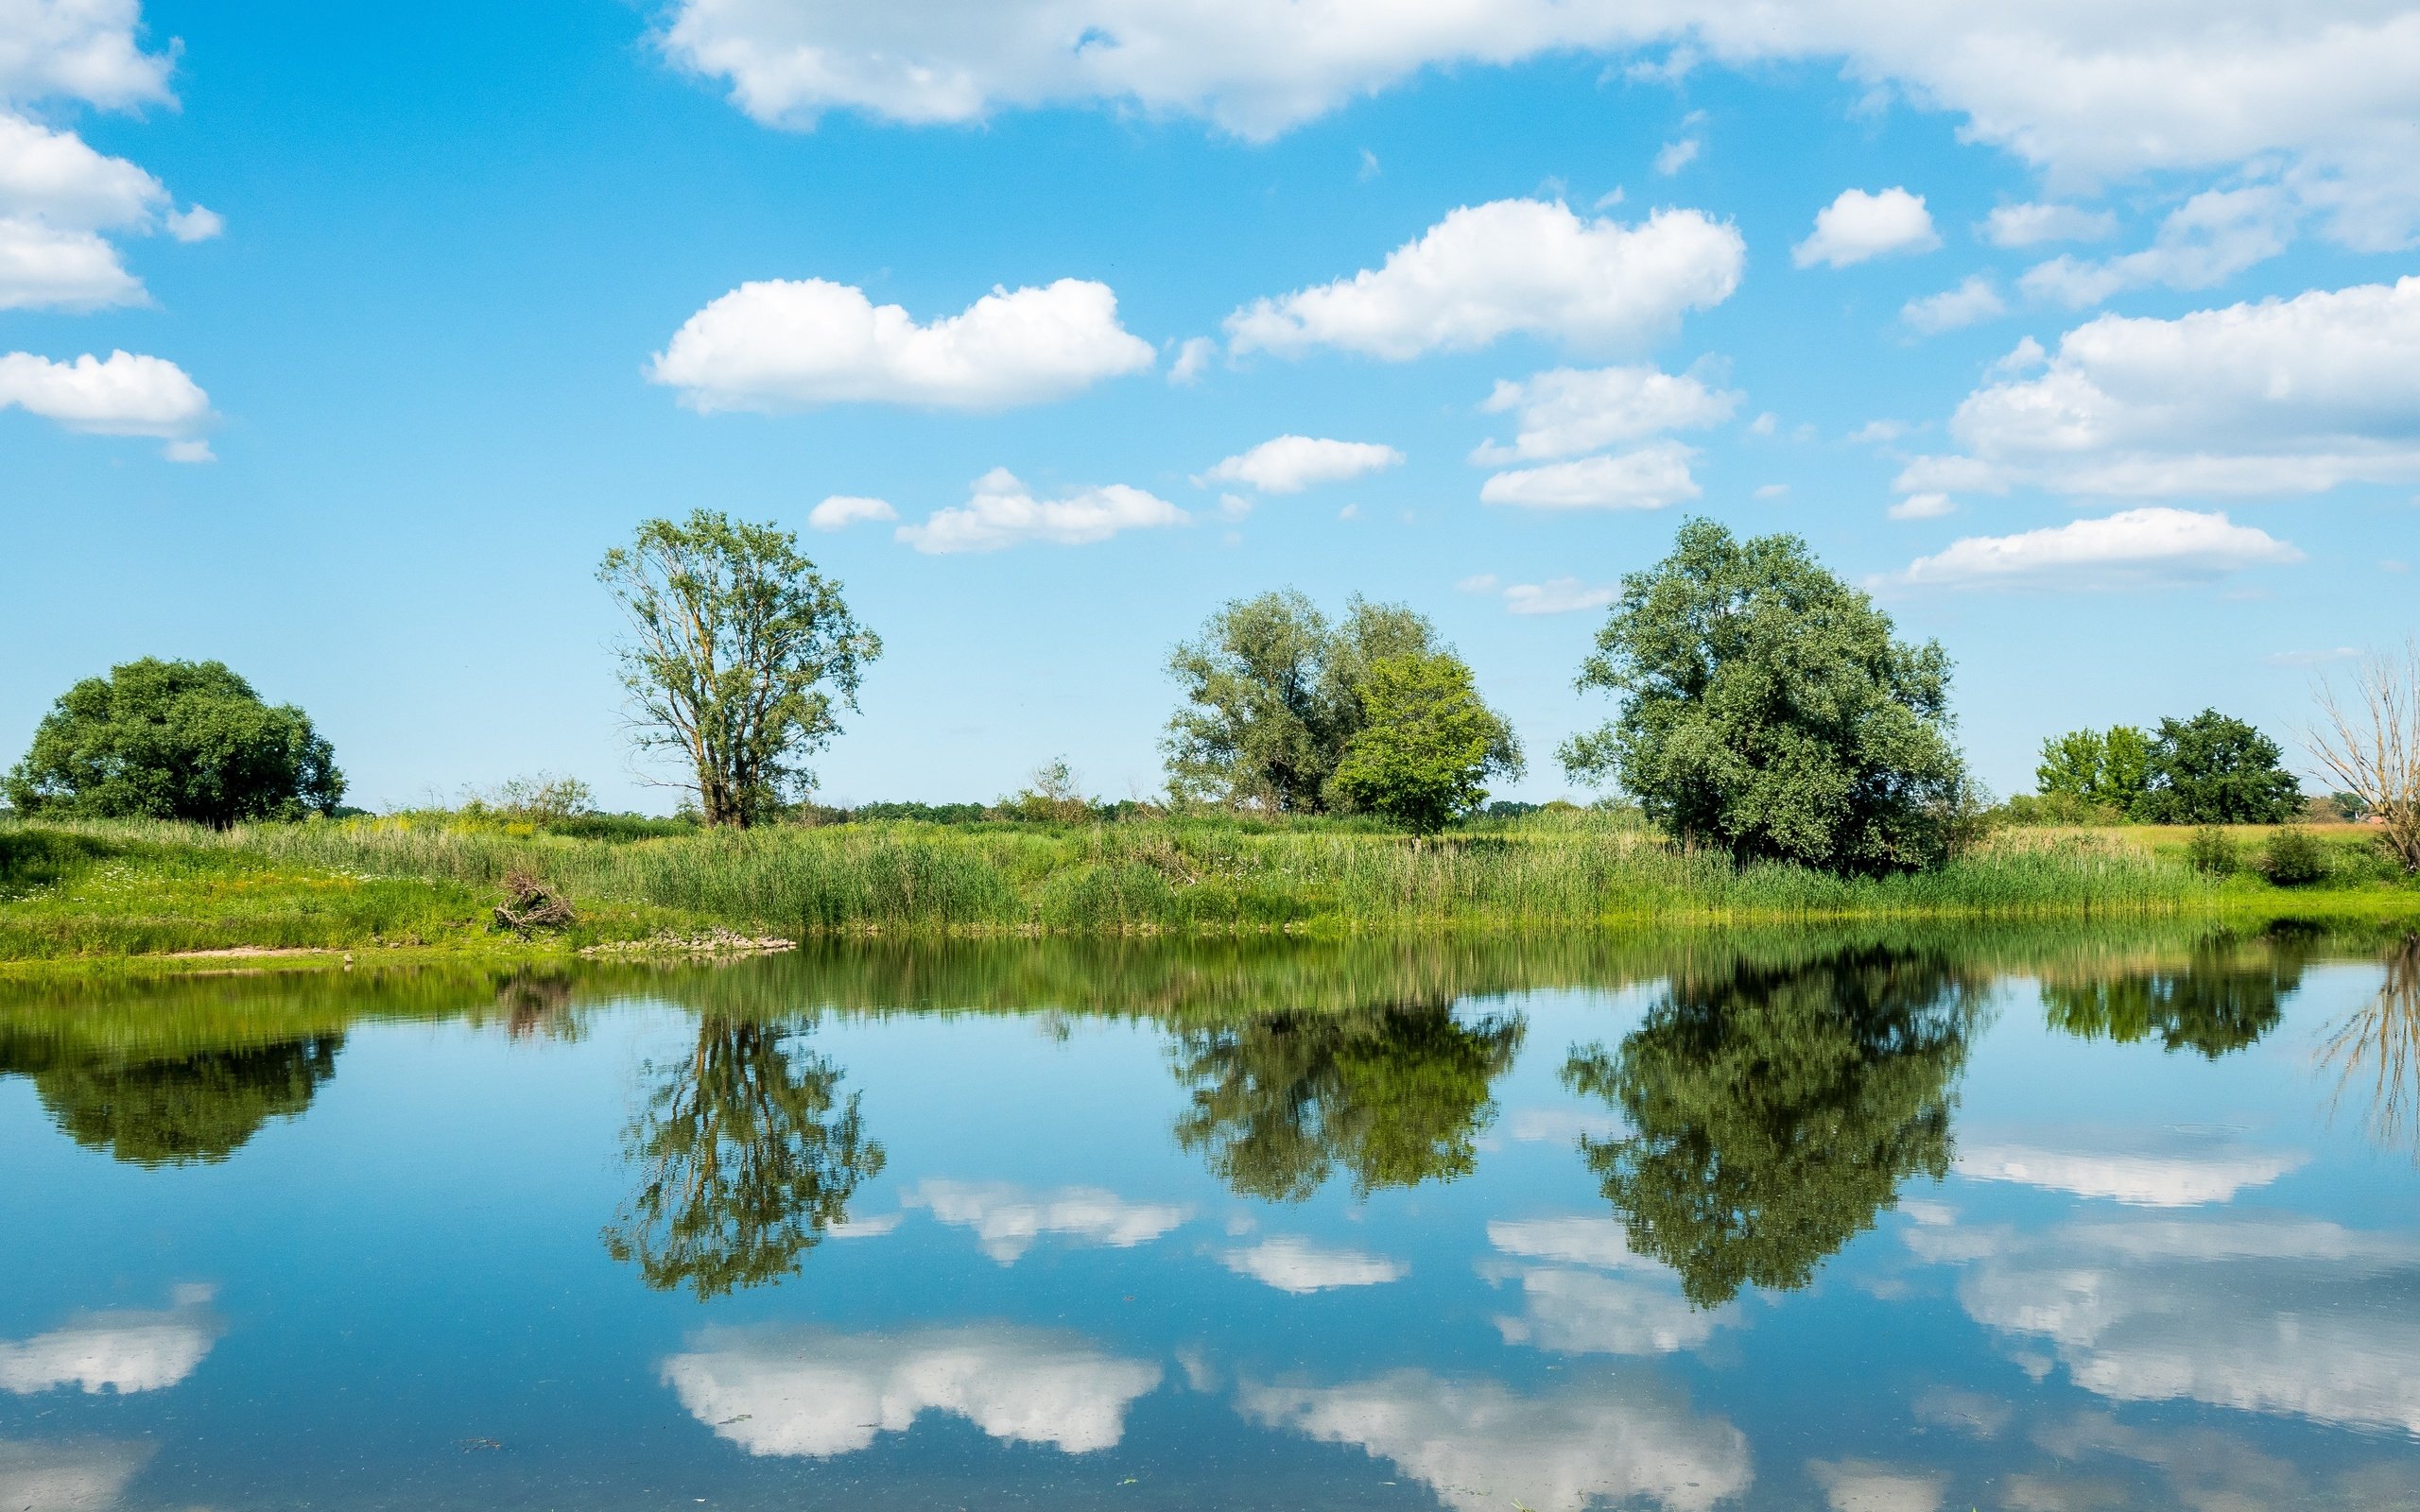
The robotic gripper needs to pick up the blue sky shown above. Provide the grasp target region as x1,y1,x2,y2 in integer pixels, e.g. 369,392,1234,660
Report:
4,1,2414,812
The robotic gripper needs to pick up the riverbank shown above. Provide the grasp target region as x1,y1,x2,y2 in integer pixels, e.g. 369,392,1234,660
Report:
5,811,2414,964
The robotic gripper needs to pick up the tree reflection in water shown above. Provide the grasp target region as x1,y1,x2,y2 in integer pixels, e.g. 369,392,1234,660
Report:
1563,947,1980,1308
1170,1000,1524,1201
2041,926,2319,1058
26,1036,343,1166
2321,932,2420,1161
606,1019,884,1298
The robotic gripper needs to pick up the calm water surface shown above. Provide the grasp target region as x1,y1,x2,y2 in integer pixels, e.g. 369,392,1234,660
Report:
4,925,2418,1511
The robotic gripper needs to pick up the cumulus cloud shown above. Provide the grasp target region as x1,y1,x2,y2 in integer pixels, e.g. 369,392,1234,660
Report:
1474,365,1737,464
1954,1137,2306,1206
1900,507,2300,589
807,493,896,530
1201,435,1403,492
1221,1238,1407,1293
1902,276,2005,335
1897,278,2420,500
1794,188,1939,268
1479,442,1700,511
656,2,2420,245
662,1322,1163,1457
0,1286,221,1396
1502,578,1616,616
0,349,211,455
648,277,1154,412
1982,202,2119,248
1224,200,1742,361
1483,1217,1737,1357
1886,492,1952,520
1236,1366,1753,1512
1653,135,1700,176
894,469,1186,555
0,0,176,110
0,111,161,229
0,1438,149,1512
1806,1458,1948,1512
164,203,220,241
2017,186,2295,309
1167,335,1216,385
0,215,135,308
901,1178,1191,1260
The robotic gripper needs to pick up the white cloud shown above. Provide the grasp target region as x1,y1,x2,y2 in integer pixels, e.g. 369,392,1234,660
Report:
0,215,136,309
807,493,896,530
648,276,1154,412
1201,434,1403,492
895,469,1187,555
1237,1366,1753,1512
1454,572,1497,593
0,0,176,110
1807,1458,1948,1512
1794,187,1939,268
901,1177,1190,1260
2018,186,2294,309
1900,507,2300,589
662,1322,1163,1457
1503,577,1616,616
1753,482,1789,500
0,1439,148,1512
164,203,220,241
1902,275,2006,334
1982,202,2119,249
1887,491,1952,520
1224,199,1742,361
1901,277,2420,499
0,111,161,229
1953,1139,2305,1206
1221,1238,1407,1293
655,3,2420,246
1490,1217,1660,1270
1492,1267,1729,1356
1653,135,1699,175
1480,442,1699,511
1474,364,1737,463
1167,334,1216,385
0,1287,221,1396
0,350,211,455
1847,419,1908,445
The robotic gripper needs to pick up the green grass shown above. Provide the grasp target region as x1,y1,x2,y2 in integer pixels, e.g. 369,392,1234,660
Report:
5,809,2413,961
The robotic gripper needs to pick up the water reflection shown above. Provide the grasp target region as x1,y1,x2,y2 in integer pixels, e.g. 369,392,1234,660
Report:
1220,1236,1407,1293
0,1286,221,1396
901,1179,1190,1263
1483,1218,1737,1357
1562,946,1981,1307
2039,925,2322,1059
0,1439,149,1512
603,1019,883,1298
1168,998,1524,1201
2321,931,2420,1160
1,1034,341,1166
661,1322,1162,1456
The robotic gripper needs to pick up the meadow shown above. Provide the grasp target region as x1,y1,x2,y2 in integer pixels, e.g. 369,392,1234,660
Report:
3,807,2412,962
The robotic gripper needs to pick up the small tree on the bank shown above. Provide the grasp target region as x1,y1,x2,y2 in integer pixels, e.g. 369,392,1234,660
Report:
2308,639,2420,872
1559,519,1973,875
2135,709,2301,824
1330,653,1524,834
4,658,344,826
2034,725,2152,815
599,510,881,828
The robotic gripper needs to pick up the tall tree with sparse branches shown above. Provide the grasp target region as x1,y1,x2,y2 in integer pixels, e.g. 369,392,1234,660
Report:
599,511,881,827
2308,640,2420,873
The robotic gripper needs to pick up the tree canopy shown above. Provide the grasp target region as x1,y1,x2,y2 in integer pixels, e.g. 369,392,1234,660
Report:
599,510,881,827
1329,653,1523,833
28,1037,343,1166
2135,709,2303,824
1562,944,1979,1307
2041,928,2316,1058
2034,725,2153,816
1163,592,1475,813
4,659,344,825
1560,520,1973,874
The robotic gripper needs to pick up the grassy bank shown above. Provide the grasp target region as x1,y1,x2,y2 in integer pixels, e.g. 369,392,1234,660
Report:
5,809,2414,961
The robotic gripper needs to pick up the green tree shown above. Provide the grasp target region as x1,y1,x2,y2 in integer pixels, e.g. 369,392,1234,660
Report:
2042,928,2317,1058
2138,709,2302,824
1169,999,1524,1201
4,659,344,825
1560,520,1974,874
29,1038,343,1166
1330,653,1523,834
1161,592,1449,812
599,511,881,827
2033,725,2152,814
1562,945,1980,1307
604,1019,884,1298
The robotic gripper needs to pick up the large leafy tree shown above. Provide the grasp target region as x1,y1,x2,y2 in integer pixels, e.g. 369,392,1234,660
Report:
605,1019,885,1298
2034,725,2153,815
1330,653,1523,834
1562,945,1980,1308
1169,999,1524,1201
599,511,881,827
26,1037,343,1166
1560,520,1973,874
4,659,344,826
2137,709,2302,823
1162,592,1444,812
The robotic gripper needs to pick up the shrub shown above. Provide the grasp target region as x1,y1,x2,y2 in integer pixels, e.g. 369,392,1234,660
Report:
2256,827,2328,886
2186,826,2238,877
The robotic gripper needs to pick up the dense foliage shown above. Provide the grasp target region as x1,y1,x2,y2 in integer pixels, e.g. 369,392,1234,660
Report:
4,659,344,826
600,511,881,828
1561,520,1973,875
2136,709,2302,824
1329,653,1523,834
2039,929,2315,1057
24,1037,343,1165
2034,725,2152,815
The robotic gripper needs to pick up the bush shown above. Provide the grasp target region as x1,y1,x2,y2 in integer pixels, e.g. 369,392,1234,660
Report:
2186,826,2238,876
2256,827,2328,886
